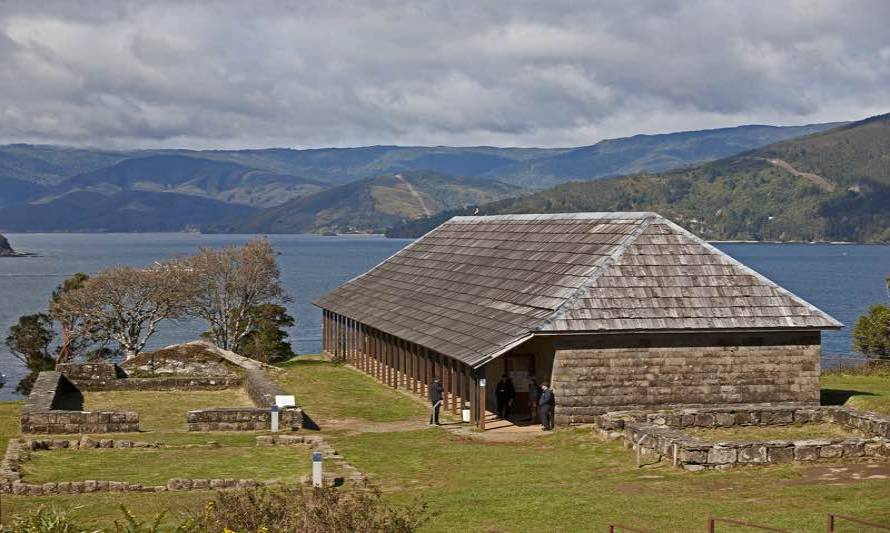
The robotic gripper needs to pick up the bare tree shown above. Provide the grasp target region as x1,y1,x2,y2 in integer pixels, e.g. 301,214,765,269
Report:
53,264,192,359
182,238,287,351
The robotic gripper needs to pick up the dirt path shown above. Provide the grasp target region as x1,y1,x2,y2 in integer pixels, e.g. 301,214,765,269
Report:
394,173,432,217
758,158,835,192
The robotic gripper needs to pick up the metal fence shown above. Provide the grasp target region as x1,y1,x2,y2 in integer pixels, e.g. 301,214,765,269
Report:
607,513,890,532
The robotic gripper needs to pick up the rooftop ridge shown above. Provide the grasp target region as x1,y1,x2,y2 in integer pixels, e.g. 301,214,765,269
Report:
449,211,659,222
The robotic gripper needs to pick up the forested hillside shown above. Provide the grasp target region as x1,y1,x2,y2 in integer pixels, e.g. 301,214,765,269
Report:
388,114,890,243
207,172,523,234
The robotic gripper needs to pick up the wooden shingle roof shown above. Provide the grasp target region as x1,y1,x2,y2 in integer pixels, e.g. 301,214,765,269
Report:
314,213,841,367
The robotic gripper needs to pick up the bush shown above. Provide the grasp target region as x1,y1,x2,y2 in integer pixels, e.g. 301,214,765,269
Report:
179,485,428,533
0,505,87,533
853,304,890,360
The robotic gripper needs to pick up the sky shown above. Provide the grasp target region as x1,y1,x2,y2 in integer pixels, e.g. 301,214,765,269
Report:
1,0,889,150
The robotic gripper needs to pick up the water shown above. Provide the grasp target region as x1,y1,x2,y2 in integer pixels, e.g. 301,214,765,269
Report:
1,234,887,400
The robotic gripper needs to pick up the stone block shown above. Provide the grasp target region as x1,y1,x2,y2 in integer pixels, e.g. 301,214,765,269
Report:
766,446,794,463
707,447,737,464
191,479,210,490
714,413,735,427
679,447,708,464
819,445,843,459
737,445,767,463
841,440,865,457
793,446,820,461
210,479,226,489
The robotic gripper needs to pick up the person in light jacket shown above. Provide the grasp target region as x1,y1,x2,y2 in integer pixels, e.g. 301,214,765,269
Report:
429,377,443,425
538,383,555,431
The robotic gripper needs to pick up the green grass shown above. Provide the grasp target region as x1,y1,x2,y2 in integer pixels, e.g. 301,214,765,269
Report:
2,363,889,531
821,372,890,414
277,356,427,422
0,491,211,529
331,428,890,532
22,444,312,485
686,423,856,442
83,389,253,432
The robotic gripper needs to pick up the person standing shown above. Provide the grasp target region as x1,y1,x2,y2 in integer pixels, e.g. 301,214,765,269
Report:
527,377,540,423
539,383,555,431
494,374,515,420
429,377,443,425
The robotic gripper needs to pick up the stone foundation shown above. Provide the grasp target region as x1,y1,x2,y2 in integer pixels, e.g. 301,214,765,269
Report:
595,406,890,470
21,372,139,434
187,407,303,431
552,331,821,425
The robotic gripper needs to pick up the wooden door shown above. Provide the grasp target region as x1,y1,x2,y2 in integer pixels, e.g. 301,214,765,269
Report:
504,353,535,415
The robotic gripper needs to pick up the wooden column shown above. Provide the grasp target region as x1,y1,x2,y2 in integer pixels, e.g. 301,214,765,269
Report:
385,334,398,388
451,358,459,414
412,343,420,394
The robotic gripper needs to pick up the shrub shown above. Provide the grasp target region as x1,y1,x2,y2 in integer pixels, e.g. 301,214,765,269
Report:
179,484,429,533
0,505,89,533
853,304,890,360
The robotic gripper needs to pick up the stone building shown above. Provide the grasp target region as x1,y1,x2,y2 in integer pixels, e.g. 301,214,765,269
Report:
315,213,841,426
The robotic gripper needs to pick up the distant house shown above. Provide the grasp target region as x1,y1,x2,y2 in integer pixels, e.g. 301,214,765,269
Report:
314,213,841,426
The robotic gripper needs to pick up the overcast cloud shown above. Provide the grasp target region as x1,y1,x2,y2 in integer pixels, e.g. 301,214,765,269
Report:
1,0,888,149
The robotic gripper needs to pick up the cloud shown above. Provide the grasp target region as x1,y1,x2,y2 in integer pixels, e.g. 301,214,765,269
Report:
0,0,888,149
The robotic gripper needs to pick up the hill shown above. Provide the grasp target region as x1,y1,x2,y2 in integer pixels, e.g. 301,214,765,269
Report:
489,122,844,188
388,114,890,243
59,154,325,207
0,190,256,232
207,171,523,234
0,120,845,232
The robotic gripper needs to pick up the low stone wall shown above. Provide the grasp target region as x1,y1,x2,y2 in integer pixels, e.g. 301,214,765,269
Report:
244,369,289,408
57,362,241,391
595,406,890,471
21,372,139,434
187,407,303,431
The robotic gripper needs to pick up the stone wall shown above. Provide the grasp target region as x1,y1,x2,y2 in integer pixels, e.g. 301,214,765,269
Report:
244,369,289,408
595,406,890,471
57,362,241,391
186,407,303,431
551,331,821,424
20,372,139,434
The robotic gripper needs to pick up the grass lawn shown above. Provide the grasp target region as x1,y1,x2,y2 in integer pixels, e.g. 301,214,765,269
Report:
686,423,857,442
821,371,890,414
277,356,427,423
331,428,890,532
22,444,312,485
83,388,253,432
1,360,889,531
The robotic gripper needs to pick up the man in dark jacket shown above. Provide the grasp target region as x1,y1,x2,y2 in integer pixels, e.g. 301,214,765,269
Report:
538,383,555,430
429,377,443,425
527,377,541,422
494,374,515,420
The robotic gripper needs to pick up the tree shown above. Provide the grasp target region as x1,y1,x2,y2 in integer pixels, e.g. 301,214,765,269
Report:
5,314,56,394
53,264,192,359
853,304,890,360
183,238,287,351
233,304,296,364
48,272,92,364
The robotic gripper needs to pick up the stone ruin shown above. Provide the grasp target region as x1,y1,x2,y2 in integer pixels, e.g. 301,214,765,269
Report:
20,372,139,434
595,405,890,471
22,341,303,434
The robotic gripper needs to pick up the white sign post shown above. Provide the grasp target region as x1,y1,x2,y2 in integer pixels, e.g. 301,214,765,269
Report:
312,451,323,487
270,404,280,433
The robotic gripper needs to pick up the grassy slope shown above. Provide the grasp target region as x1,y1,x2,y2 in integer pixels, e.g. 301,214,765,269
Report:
1,363,889,530
276,357,428,422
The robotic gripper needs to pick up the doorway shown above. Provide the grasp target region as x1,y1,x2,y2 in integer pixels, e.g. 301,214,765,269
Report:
504,353,535,416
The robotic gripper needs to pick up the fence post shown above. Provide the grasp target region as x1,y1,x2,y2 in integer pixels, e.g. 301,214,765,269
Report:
827,513,834,533
708,517,716,533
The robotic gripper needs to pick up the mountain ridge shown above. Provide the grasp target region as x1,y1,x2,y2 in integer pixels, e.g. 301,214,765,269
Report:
387,113,890,243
